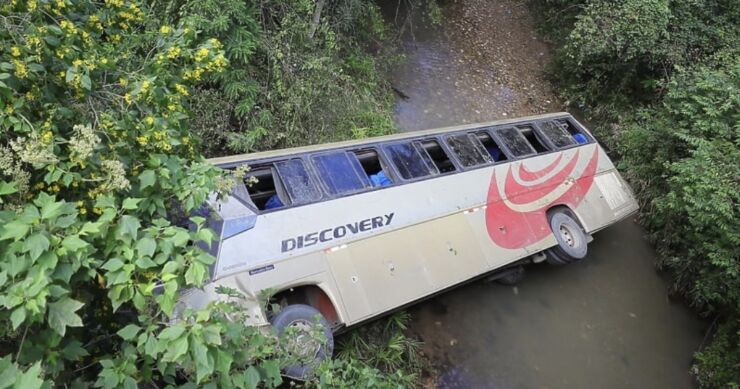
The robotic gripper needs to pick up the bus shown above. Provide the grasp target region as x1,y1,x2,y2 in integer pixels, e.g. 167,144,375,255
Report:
177,112,639,377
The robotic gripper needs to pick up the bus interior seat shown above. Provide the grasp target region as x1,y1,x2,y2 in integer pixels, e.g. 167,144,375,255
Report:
353,150,392,187
556,119,589,144
246,167,287,210
475,131,508,162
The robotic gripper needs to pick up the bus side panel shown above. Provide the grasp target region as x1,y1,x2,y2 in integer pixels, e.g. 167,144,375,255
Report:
466,207,532,269
325,248,373,323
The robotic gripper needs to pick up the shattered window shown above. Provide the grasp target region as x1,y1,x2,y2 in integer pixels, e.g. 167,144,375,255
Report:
275,159,322,205
311,151,370,195
384,142,435,180
497,127,536,157
445,134,492,167
539,121,577,148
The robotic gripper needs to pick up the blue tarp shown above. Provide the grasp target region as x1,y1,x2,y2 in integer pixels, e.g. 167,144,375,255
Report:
369,171,392,187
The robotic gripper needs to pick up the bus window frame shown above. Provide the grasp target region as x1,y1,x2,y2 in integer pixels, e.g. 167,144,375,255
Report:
218,115,596,214
310,150,372,197
243,164,292,213
443,133,494,169
381,141,439,182
414,137,460,175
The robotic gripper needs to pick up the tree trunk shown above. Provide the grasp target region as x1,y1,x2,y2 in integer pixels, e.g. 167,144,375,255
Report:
308,0,326,39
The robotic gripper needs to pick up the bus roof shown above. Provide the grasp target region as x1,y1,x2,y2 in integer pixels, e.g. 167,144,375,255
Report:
207,112,573,166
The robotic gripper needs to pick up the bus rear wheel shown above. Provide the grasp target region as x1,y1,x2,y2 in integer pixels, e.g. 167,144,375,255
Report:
545,211,588,265
271,304,334,380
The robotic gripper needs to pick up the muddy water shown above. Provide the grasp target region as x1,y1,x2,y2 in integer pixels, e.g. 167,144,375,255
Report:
381,1,707,388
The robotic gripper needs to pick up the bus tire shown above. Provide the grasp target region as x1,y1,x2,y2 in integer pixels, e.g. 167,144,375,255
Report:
271,304,334,380
546,212,588,265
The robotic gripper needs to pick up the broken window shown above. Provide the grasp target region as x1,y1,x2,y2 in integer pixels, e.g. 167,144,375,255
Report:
538,121,577,148
496,127,536,157
419,139,456,173
311,151,371,196
275,159,322,205
475,131,508,162
445,134,492,167
352,149,393,187
384,142,435,180
245,166,287,211
519,126,551,153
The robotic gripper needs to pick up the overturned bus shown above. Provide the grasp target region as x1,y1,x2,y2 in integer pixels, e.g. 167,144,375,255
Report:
176,112,639,377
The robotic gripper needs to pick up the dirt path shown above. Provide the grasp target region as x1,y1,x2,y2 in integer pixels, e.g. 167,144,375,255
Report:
387,0,560,132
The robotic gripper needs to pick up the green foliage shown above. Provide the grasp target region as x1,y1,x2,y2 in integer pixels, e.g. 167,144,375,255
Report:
170,0,397,156
0,0,289,386
333,312,424,386
693,316,740,388
618,57,740,313
534,0,740,386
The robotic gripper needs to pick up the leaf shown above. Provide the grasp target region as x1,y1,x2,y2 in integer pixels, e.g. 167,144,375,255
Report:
185,263,206,286
0,221,30,241
47,297,84,336
24,233,50,261
159,325,185,340
163,335,188,362
135,237,156,258
13,361,43,389
80,74,91,91
122,198,143,210
40,200,66,220
244,366,260,389
10,307,26,330
116,215,140,240
117,324,141,341
139,170,156,189
62,235,88,251
79,221,102,235
0,181,16,196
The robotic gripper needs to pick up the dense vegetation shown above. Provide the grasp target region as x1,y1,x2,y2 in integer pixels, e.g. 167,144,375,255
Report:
532,0,739,386
0,0,419,387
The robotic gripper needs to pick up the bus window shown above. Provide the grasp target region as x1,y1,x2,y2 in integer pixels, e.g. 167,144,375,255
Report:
445,134,492,167
275,159,322,206
384,142,435,180
352,149,393,187
557,119,590,144
496,127,536,157
538,121,577,148
419,140,456,173
518,126,550,153
246,166,288,211
311,151,371,196
475,131,508,162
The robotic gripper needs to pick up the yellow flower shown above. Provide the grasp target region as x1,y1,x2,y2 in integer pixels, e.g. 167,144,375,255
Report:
160,25,171,34
100,57,108,65
73,59,83,67
144,116,154,125
136,135,148,145
80,208,87,215
42,131,53,143
10,47,21,57
123,93,133,104
194,47,209,62
166,46,181,59
175,83,189,96
119,77,127,86
13,60,28,78
28,0,37,11
76,201,84,207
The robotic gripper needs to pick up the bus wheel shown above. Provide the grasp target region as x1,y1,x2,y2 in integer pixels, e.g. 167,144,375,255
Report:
546,212,588,265
271,304,334,380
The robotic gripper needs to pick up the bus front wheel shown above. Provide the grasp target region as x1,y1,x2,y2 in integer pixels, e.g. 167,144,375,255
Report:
545,212,588,265
271,304,334,380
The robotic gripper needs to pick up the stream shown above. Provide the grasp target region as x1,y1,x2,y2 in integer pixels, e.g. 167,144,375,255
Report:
380,1,707,387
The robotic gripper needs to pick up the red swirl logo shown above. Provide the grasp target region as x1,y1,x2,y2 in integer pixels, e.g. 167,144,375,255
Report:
485,147,599,249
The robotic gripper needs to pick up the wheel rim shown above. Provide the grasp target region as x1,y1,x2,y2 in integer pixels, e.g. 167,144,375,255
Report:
283,319,322,364
559,224,579,248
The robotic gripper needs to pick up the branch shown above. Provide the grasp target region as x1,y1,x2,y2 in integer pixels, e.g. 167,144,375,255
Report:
307,0,326,39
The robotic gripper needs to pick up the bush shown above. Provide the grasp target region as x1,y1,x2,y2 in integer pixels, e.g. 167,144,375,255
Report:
532,0,740,386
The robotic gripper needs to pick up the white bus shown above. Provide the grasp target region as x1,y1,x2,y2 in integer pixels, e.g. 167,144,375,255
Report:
178,112,638,377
